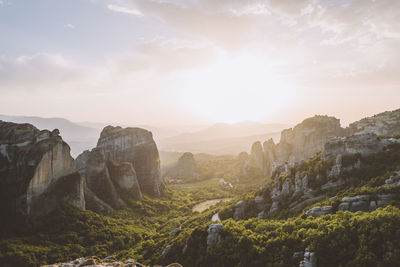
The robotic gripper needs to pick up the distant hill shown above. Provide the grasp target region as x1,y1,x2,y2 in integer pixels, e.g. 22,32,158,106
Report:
159,131,282,155
162,122,290,144
158,122,289,155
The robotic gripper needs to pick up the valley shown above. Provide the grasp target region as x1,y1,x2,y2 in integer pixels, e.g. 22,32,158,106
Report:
1,108,400,267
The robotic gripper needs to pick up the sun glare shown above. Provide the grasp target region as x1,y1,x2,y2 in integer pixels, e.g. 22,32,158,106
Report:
181,51,295,123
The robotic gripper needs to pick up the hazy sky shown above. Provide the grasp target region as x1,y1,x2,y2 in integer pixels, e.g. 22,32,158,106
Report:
0,0,399,127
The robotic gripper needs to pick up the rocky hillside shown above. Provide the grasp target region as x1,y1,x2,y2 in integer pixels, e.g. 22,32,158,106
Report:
0,121,85,232
242,109,400,178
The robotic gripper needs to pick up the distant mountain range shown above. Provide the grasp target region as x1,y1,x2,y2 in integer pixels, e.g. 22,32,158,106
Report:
0,115,290,157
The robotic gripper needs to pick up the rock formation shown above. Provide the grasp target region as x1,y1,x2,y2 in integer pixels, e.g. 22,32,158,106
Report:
245,111,400,180
43,256,182,267
206,223,224,249
0,121,84,224
164,152,196,180
347,108,400,136
233,200,246,220
299,248,317,267
278,115,342,163
96,126,163,197
323,133,387,159
250,141,266,173
76,125,162,213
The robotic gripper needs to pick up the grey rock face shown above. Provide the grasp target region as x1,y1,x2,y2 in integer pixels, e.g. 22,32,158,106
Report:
97,126,163,196
281,116,342,163
107,160,142,201
84,148,126,209
207,224,224,248
324,133,385,159
251,141,266,174
162,244,172,257
233,200,246,220
269,201,279,214
305,206,333,218
281,178,292,196
263,139,276,175
338,195,370,212
0,121,84,222
299,248,317,267
347,108,400,136
254,195,265,211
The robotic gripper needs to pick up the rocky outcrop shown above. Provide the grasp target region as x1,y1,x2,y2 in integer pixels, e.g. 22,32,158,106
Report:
304,193,397,218
107,160,142,200
305,206,332,218
250,141,266,173
299,248,317,267
84,148,126,209
233,200,246,220
164,152,196,180
0,121,84,223
323,133,386,159
43,256,183,267
206,224,224,248
246,116,343,177
263,139,276,175
347,108,400,136
97,126,163,197
76,125,162,212
279,116,342,163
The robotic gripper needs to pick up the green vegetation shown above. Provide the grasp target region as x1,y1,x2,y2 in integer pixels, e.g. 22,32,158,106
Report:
168,206,400,267
1,145,400,267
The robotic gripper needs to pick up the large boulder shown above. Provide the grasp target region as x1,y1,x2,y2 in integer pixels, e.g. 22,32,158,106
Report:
233,200,246,220
206,224,224,248
96,126,163,196
0,121,84,224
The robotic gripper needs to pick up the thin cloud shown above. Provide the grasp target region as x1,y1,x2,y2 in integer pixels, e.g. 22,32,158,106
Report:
64,23,75,29
107,4,143,17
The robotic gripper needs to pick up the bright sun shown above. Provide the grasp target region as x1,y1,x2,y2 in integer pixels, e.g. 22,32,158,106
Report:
181,51,296,123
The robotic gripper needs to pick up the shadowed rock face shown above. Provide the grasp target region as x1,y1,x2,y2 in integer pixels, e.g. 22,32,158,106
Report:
84,148,126,209
107,160,142,201
96,126,163,197
0,121,84,224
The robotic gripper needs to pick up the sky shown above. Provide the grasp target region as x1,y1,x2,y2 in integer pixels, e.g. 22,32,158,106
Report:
0,0,399,127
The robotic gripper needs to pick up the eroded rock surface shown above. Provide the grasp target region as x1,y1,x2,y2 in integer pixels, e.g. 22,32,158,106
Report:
76,125,163,212
207,223,224,248
0,121,84,223
97,126,163,196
